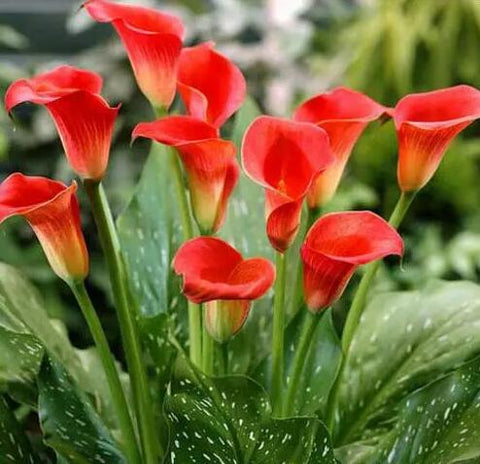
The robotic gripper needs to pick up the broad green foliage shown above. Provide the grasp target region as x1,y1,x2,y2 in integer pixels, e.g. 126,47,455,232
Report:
333,280,480,460
0,395,39,464
164,354,337,464
0,262,125,427
117,144,184,318
253,309,342,418
38,356,126,464
337,356,480,464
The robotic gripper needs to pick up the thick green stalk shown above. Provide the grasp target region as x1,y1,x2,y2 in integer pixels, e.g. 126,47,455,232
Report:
83,180,160,464
69,281,141,464
271,251,287,416
202,324,215,376
326,190,416,435
341,191,416,354
219,343,229,375
283,310,322,417
167,146,203,367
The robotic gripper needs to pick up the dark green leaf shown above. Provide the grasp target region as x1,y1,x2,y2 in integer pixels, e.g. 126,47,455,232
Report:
0,395,40,464
338,356,480,464
333,281,480,450
38,356,126,464
164,354,336,463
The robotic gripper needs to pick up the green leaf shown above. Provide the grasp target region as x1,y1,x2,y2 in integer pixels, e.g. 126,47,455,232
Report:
117,144,183,318
38,356,126,464
0,263,127,428
0,395,40,464
164,354,336,463
253,309,342,418
332,280,480,450
338,356,480,464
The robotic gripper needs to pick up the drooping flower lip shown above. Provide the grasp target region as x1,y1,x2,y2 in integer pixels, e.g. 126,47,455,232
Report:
83,0,184,38
173,237,275,304
5,65,103,112
132,115,218,146
0,173,78,222
177,41,247,128
393,85,480,129
293,86,389,125
301,211,404,265
241,115,334,201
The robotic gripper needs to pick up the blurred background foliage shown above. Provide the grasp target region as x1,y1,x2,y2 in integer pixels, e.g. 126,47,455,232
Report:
0,0,480,345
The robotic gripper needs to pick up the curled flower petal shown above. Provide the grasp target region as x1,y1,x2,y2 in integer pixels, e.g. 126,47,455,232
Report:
5,67,119,181
393,85,480,192
173,237,275,304
294,87,388,207
0,173,89,282
84,0,184,109
133,116,239,234
242,115,333,252
4,65,102,111
178,42,246,128
301,211,403,312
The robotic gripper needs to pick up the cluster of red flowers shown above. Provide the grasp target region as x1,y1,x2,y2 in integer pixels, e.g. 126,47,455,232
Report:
2,0,480,343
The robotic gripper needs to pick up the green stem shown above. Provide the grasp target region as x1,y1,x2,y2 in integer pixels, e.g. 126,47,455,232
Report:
69,281,141,464
326,190,416,436
283,311,322,417
271,251,287,416
341,191,416,354
219,343,229,375
83,180,160,464
202,321,215,376
166,145,203,367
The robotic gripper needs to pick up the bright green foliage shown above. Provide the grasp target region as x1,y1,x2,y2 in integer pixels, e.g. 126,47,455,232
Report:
164,353,337,464
38,356,126,464
333,281,480,460
0,395,39,464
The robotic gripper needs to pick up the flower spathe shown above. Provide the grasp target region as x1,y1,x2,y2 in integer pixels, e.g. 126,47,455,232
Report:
301,211,403,313
133,116,239,234
294,87,388,207
84,0,184,109
242,116,333,252
5,65,119,181
178,42,247,128
393,85,480,192
0,173,89,282
173,237,275,343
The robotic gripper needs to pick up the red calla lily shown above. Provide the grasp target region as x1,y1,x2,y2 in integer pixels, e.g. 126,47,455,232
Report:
393,85,480,192
178,42,246,128
0,173,89,282
5,66,119,181
173,237,275,342
301,211,403,313
294,87,388,207
133,116,239,234
241,116,333,252
84,0,184,109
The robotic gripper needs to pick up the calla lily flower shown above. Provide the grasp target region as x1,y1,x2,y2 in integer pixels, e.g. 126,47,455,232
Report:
178,42,246,128
241,116,333,252
0,173,89,282
393,85,480,192
173,237,275,343
132,116,239,234
301,211,403,313
5,65,119,181
84,0,184,109
294,87,388,207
